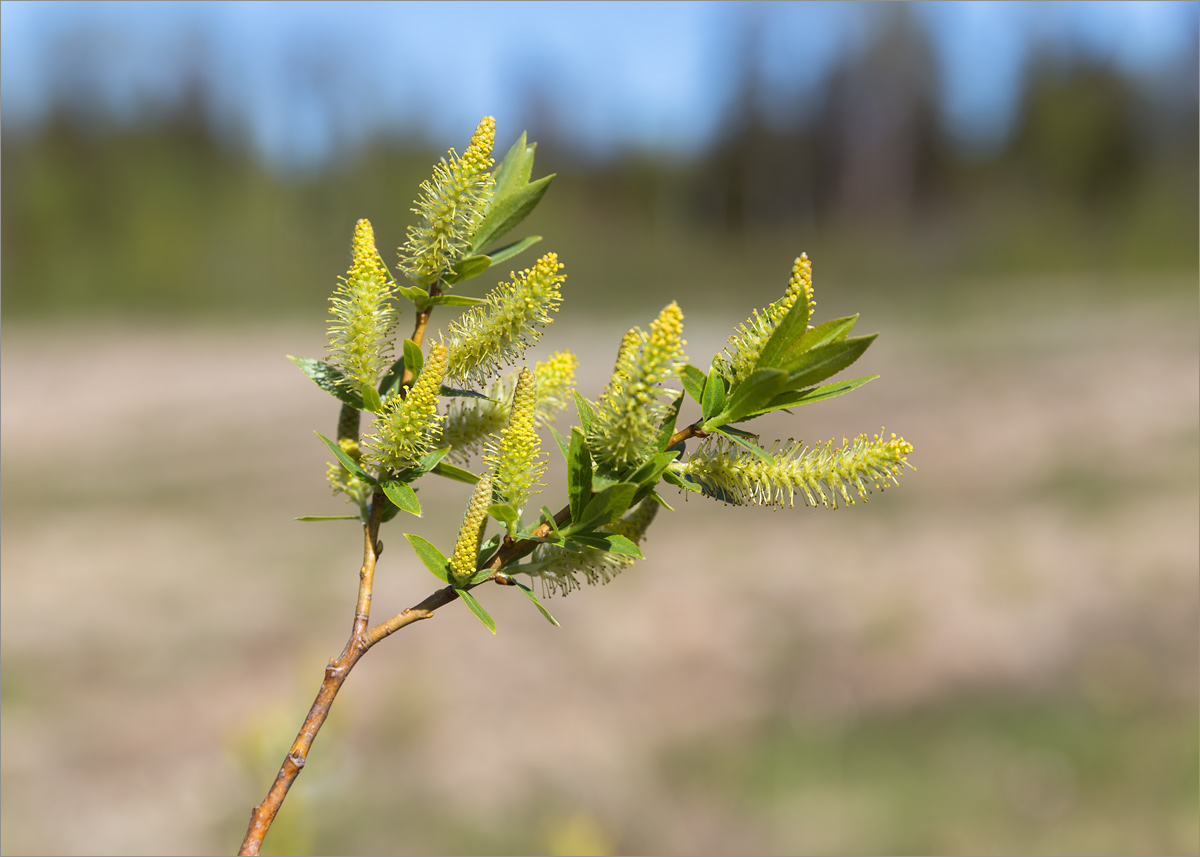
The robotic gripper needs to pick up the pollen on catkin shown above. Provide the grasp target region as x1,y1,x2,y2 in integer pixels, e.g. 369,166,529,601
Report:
485,368,544,511
522,498,659,597
679,430,913,510
713,253,814,384
326,219,399,391
365,343,448,473
449,472,494,584
443,252,565,387
399,116,496,287
588,302,687,471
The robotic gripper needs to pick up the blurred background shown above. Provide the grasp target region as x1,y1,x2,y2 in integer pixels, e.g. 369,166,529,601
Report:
1,1,1196,854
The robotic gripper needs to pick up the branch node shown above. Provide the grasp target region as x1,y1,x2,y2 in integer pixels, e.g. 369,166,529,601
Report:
287,752,306,770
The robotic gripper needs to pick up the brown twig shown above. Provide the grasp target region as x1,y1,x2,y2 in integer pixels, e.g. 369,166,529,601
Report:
239,379,706,854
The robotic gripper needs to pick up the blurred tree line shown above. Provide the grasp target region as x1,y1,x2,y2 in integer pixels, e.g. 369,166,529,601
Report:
2,10,1195,320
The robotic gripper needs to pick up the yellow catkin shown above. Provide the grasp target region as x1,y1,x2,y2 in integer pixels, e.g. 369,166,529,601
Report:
326,218,398,390
680,430,913,510
589,303,686,470
366,343,448,472
714,253,815,384
400,116,497,286
486,368,544,510
444,252,565,386
449,472,494,583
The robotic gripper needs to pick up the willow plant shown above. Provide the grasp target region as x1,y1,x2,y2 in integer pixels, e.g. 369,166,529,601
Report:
238,117,914,855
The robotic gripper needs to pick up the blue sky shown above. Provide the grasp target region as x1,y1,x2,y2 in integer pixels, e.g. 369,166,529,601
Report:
2,1,1196,170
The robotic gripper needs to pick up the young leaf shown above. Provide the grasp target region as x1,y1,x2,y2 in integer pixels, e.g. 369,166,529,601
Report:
403,339,424,380
378,355,407,400
416,447,452,473
396,283,431,308
430,461,480,485
750,375,878,416
713,426,775,463
491,132,535,201
488,503,519,531
515,581,560,627
574,482,638,531
548,425,571,463
294,515,360,522
762,314,858,373
316,432,375,482
626,451,682,488
455,588,496,634
653,394,684,453
755,295,830,372
709,368,789,426
484,235,542,267
783,334,877,390
540,506,565,541
570,532,644,559
288,356,365,409
405,534,449,583
701,366,726,420
470,174,555,254
361,384,384,414
567,428,593,523
442,254,491,286
380,480,421,516
680,364,707,404
662,467,701,493
425,294,489,307
438,386,495,400
573,391,596,434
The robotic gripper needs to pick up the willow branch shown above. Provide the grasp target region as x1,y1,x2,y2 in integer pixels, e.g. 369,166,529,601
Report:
240,407,708,855
400,282,442,392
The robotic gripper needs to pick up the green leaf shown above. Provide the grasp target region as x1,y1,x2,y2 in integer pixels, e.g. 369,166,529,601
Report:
710,368,789,426
316,432,376,482
701,366,726,420
548,425,571,462
378,355,406,400
405,534,449,583
648,491,676,511
567,428,593,523
490,132,535,202
680,364,707,404
430,461,480,485
470,174,555,254
483,235,542,267
662,468,701,493
751,375,878,416
380,480,421,516
455,588,496,633
653,394,684,453
416,447,452,473
442,254,491,286
574,482,637,531
713,427,775,463
396,283,431,308
763,314,859,373
403,339,424,380
439,386,494,400
571,532,644,559
755,295,828,372
540,506,565,541
514,581,559,627
626,451,682,488
425,293,489,307
380,501,403,523
783,334,877,390
573,391,596,434
294,515,360,521
488,503,519,530
288,356,364,409
360,383,383,414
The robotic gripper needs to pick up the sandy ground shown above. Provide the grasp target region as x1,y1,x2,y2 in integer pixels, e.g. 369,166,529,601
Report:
1,287,1196,854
